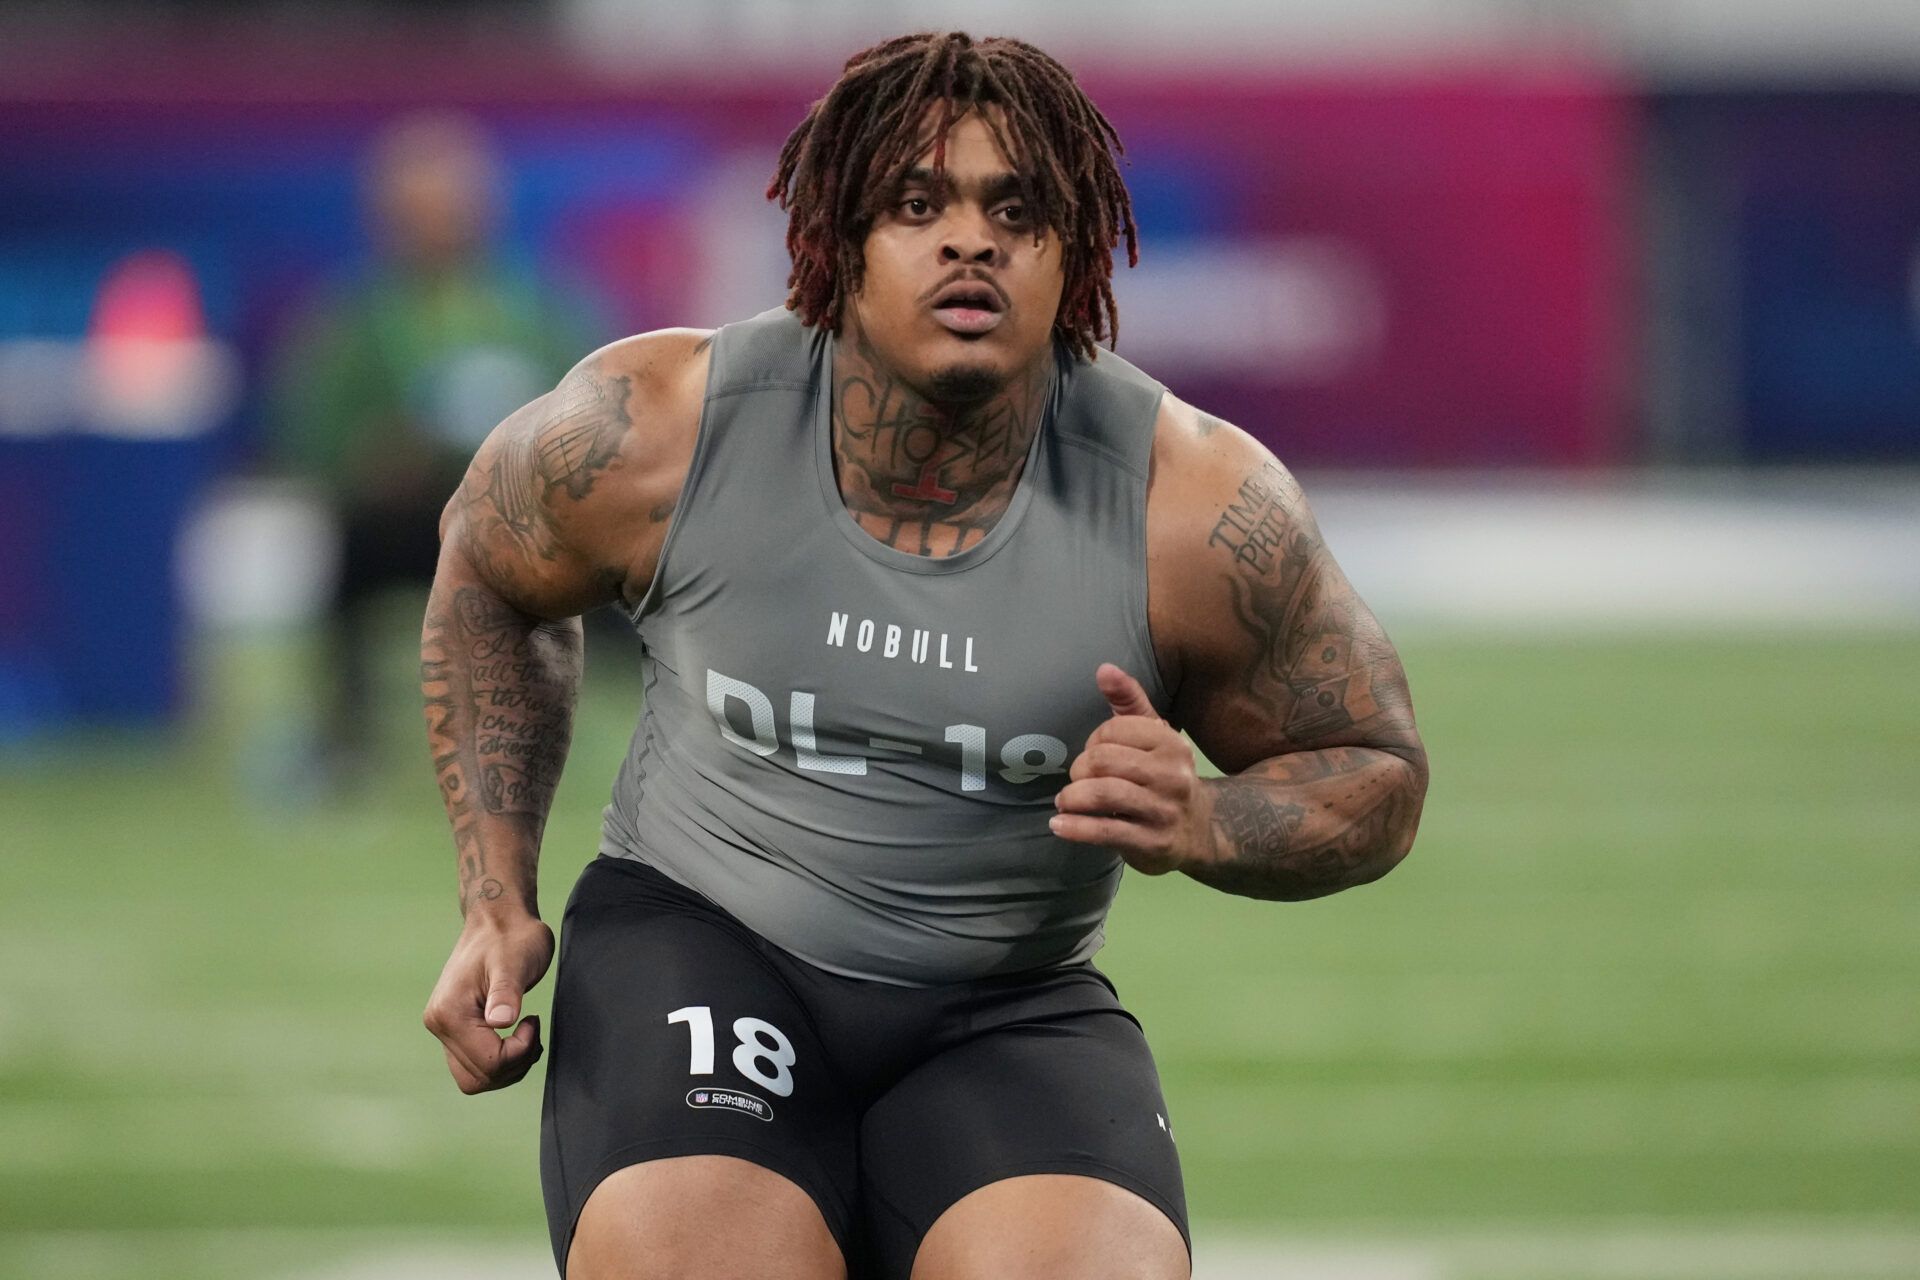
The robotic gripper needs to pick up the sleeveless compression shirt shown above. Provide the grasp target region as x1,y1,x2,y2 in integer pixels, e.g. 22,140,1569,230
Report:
599,307,1171,985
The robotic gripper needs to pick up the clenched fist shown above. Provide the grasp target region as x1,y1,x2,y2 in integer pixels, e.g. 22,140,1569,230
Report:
1050,663,1214,875
423,908,555,1093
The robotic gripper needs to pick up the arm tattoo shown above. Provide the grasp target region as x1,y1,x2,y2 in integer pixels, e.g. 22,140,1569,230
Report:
422,586,582,917
1212,787,1307,865
1192,750,1417,900
538,373,632,501
421,366,629,915
469,370,634,565
1206,460,1296,576
1190,456,1427,899
1207,460,1415,752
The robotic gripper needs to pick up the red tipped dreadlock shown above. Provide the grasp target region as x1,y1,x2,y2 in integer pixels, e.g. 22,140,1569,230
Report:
767,31,1139,360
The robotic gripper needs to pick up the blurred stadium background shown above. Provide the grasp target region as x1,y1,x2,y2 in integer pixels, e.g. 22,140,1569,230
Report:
4,1,1918,1277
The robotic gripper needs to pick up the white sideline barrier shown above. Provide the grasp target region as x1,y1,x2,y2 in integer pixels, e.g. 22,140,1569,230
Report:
176,470,1920,632
1303,471,1920,629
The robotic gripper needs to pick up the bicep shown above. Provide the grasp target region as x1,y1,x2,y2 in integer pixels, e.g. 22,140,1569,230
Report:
436,383,631,622
1165,451,1419,775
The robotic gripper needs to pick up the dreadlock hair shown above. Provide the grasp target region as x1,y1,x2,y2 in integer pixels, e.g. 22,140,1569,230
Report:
767,31,1139,361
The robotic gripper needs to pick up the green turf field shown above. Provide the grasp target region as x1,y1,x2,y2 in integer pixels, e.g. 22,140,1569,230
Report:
5,627,1918,1278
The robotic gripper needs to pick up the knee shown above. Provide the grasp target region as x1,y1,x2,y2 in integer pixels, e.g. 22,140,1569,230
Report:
567,1156,844,1280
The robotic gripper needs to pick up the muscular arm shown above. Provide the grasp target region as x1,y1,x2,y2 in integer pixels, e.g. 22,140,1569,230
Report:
423,334,704,917
423,366,631,917
418,331,706,1091
1052,401,1427,898
1158,405,1428,901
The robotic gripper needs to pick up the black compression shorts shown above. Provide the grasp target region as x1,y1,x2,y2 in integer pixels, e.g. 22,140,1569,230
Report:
539,855,1188,1279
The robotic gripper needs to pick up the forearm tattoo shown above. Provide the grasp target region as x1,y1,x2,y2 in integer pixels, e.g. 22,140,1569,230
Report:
422,587,581,916
1195,750,1419,900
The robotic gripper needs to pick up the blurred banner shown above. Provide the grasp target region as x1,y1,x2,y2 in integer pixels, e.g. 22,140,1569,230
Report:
1092,68,1635,467
1650,91,1920,462
0,64,1638,465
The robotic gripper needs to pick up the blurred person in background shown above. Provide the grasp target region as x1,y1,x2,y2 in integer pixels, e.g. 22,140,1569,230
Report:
418,31,1427,1280
271,110,595,782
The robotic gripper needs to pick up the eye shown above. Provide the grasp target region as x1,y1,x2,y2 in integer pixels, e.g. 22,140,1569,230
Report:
900,196,932,218
997,203,1028,225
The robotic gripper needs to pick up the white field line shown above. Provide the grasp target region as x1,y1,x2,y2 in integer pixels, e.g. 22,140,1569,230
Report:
1197,1225,1920,1279
5,1223,1920,1280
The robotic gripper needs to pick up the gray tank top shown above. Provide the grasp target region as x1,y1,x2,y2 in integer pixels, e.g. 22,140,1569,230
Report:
599,307,1171,985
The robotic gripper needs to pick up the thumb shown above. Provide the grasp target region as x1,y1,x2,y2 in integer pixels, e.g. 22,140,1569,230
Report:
485,974,522,1029
1096,663,1158,719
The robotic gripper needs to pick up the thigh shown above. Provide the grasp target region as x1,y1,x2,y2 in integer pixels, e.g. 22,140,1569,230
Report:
570,1155,845,1280
910,1174,1187,1280
855,969,1189,1280
541,857,857,1276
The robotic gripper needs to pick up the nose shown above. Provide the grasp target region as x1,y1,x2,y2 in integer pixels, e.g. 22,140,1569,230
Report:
938,207,998,266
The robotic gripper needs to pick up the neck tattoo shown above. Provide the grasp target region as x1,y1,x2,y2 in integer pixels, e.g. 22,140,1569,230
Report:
829,334,1053,558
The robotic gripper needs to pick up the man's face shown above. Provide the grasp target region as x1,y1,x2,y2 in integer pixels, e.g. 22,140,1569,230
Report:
367,117,500,270
848,107,1065,403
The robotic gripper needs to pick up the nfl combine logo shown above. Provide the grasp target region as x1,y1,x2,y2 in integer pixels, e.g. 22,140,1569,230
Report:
685,1087,774,1121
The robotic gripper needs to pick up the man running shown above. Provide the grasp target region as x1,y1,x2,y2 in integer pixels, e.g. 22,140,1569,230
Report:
420,30,1427,1280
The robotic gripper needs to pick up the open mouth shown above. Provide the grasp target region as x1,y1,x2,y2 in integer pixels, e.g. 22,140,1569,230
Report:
930,281,1005,335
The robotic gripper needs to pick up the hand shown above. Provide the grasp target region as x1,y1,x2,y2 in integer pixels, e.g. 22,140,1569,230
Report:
1050,663,1211,875
422,908,555,1094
